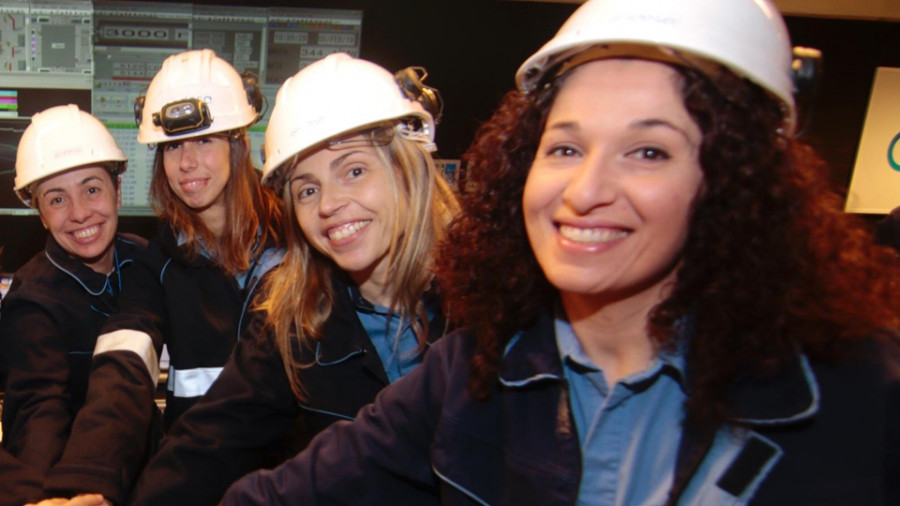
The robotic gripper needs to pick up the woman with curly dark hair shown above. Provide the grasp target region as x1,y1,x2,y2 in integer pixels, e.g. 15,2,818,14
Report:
222,0,900,504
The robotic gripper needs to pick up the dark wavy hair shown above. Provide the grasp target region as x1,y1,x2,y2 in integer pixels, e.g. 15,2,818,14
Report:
435,62,900,425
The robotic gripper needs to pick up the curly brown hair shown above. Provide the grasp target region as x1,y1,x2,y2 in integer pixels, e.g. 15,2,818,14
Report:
435,63,900,424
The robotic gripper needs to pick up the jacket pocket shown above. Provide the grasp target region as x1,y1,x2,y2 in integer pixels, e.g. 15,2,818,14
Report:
680,429,782,505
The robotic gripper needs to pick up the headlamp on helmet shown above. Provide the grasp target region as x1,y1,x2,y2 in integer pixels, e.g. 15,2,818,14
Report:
152,98,212,136
135,49,259,144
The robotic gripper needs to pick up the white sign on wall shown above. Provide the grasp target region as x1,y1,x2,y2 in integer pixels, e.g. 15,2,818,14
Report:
845,67,900,214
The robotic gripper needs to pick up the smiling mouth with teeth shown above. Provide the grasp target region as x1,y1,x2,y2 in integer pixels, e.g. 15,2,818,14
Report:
559,224,629,243
73,225,100,240
328,220,370,240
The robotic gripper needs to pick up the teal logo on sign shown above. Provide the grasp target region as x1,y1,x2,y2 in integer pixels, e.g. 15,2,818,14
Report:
890,131,900,171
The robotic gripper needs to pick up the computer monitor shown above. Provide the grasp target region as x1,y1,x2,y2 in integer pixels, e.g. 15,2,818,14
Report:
0,0,363,217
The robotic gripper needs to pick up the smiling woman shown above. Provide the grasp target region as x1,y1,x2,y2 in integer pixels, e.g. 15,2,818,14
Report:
523,60,705,359
33,167,121,273
218,0,900,504
159,134,233,235
12,50,288,505
0,104,147,506
287,137,402,306
128,53,459,506
102,49,287,433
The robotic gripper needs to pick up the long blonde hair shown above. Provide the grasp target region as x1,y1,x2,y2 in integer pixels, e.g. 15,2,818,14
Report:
150,130,283,274
258,129,459,400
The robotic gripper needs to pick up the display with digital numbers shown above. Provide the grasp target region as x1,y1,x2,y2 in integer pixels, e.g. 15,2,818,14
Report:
0,0,363,217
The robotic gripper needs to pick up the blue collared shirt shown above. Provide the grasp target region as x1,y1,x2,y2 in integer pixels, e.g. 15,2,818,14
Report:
352,287,425,383
555,313,688,506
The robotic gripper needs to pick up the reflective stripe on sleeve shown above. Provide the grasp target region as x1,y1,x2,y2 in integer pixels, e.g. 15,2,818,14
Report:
166,366,224,398
94,329,161,386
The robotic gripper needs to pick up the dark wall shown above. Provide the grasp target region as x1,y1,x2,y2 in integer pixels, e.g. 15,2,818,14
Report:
2,0,898,272
786,15,900,189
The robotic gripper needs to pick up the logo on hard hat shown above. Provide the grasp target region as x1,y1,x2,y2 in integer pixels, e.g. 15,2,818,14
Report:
302,116,326,130
609,14,677,25
54,146,84,159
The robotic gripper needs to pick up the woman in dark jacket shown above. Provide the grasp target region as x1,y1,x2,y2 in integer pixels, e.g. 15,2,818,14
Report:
221,0,900,504
100,48,285,431
25,50,285,506
0,105,148,505
129,53,458,505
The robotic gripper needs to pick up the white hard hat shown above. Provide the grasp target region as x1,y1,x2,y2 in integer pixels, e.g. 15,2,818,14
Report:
261,52,436,186
516,0,797,127
15,104,127,207
136,49,259,144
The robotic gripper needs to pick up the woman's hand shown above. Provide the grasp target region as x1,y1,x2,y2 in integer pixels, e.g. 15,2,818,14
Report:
26,494,111,506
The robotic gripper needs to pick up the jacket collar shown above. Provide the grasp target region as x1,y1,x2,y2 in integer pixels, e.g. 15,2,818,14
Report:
43,234,116,296
345,280,446,346
161,223,194,264
161,223,217,267
724,349,820,424
315,273,449,380
498,311,565,387
498,308,820,424
313,273,370,355
313,273,395,384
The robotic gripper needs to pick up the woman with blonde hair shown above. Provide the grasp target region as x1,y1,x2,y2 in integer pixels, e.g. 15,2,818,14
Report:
130,53,457,505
